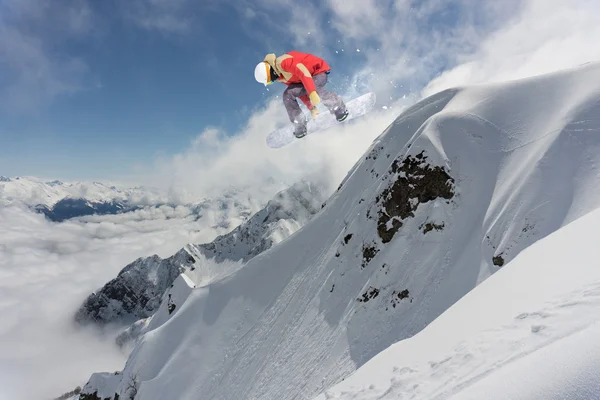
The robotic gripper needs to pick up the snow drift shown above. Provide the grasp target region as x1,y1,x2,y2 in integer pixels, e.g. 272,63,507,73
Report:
81,62,600,400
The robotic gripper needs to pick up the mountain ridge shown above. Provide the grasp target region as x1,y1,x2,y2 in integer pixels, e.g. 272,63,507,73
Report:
74,180,326,339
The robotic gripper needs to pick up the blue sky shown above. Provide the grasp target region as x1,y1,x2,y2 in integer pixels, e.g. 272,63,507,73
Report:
0,0,519,181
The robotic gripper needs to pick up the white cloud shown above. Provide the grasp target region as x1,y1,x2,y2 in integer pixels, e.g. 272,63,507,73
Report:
138,96,398,206
327,0,389,40
0,201,259,400
423,0,600,96
322,0,514,101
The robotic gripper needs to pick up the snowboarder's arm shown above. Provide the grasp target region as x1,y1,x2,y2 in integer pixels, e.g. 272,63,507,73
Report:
281,58,321,107
299,94,313,109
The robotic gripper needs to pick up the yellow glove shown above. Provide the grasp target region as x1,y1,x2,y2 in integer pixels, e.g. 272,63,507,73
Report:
311,107,320,119
309,91,321,107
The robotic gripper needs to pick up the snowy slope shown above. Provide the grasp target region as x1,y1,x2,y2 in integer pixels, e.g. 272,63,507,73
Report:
115,273,197,350
315,207,600,400
81,62,600,400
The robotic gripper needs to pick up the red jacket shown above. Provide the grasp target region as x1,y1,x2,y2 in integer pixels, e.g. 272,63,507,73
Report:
264,51,331,109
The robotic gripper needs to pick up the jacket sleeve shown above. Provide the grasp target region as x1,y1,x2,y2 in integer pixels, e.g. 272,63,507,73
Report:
280,58,317,95
299,95,313,109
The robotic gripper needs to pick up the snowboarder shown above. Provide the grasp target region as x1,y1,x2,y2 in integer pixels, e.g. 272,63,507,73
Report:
254,51,349,138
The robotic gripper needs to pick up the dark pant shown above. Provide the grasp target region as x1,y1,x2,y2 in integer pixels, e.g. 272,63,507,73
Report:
283,72,346,126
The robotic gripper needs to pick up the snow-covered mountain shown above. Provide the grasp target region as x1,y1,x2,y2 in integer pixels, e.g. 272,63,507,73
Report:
196,179,324,263
0,175,292,225
315,207,600,400
74,248,196,326
0,176,163,208
35,198,141,222
75,180,325,328
80,62,600,400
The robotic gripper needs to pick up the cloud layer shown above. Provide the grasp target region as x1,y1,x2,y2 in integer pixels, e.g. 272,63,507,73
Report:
0,201,265,400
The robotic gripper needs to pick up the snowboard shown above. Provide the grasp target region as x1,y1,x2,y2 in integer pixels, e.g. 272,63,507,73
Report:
266,92,376,148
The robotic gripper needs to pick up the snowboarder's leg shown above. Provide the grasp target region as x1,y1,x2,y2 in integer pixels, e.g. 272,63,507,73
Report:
313,73,348,122
283,83,308,137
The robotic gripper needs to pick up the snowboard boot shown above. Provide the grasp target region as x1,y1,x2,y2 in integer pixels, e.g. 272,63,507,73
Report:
334,105,349,122
294,126,307,138
293,116,308,138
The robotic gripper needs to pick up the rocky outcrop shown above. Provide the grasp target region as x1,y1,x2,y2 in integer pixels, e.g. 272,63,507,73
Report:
74,249,196,325
375,151,455,243
52,386,82,400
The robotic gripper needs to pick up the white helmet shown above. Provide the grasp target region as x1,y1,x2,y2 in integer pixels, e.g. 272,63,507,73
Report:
254,61,272,86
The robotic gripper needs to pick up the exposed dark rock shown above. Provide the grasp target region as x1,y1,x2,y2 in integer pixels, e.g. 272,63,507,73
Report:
344,233,353,244
376,151,454,243
365,145,384,161
53,386,81,400
75,249,195,326
391,289,411,308
167,294,176,315
493,254,505,267
522,222,534,233
358,287,380,303
422,222,445,234
79,391,112,400
362,243,379,268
